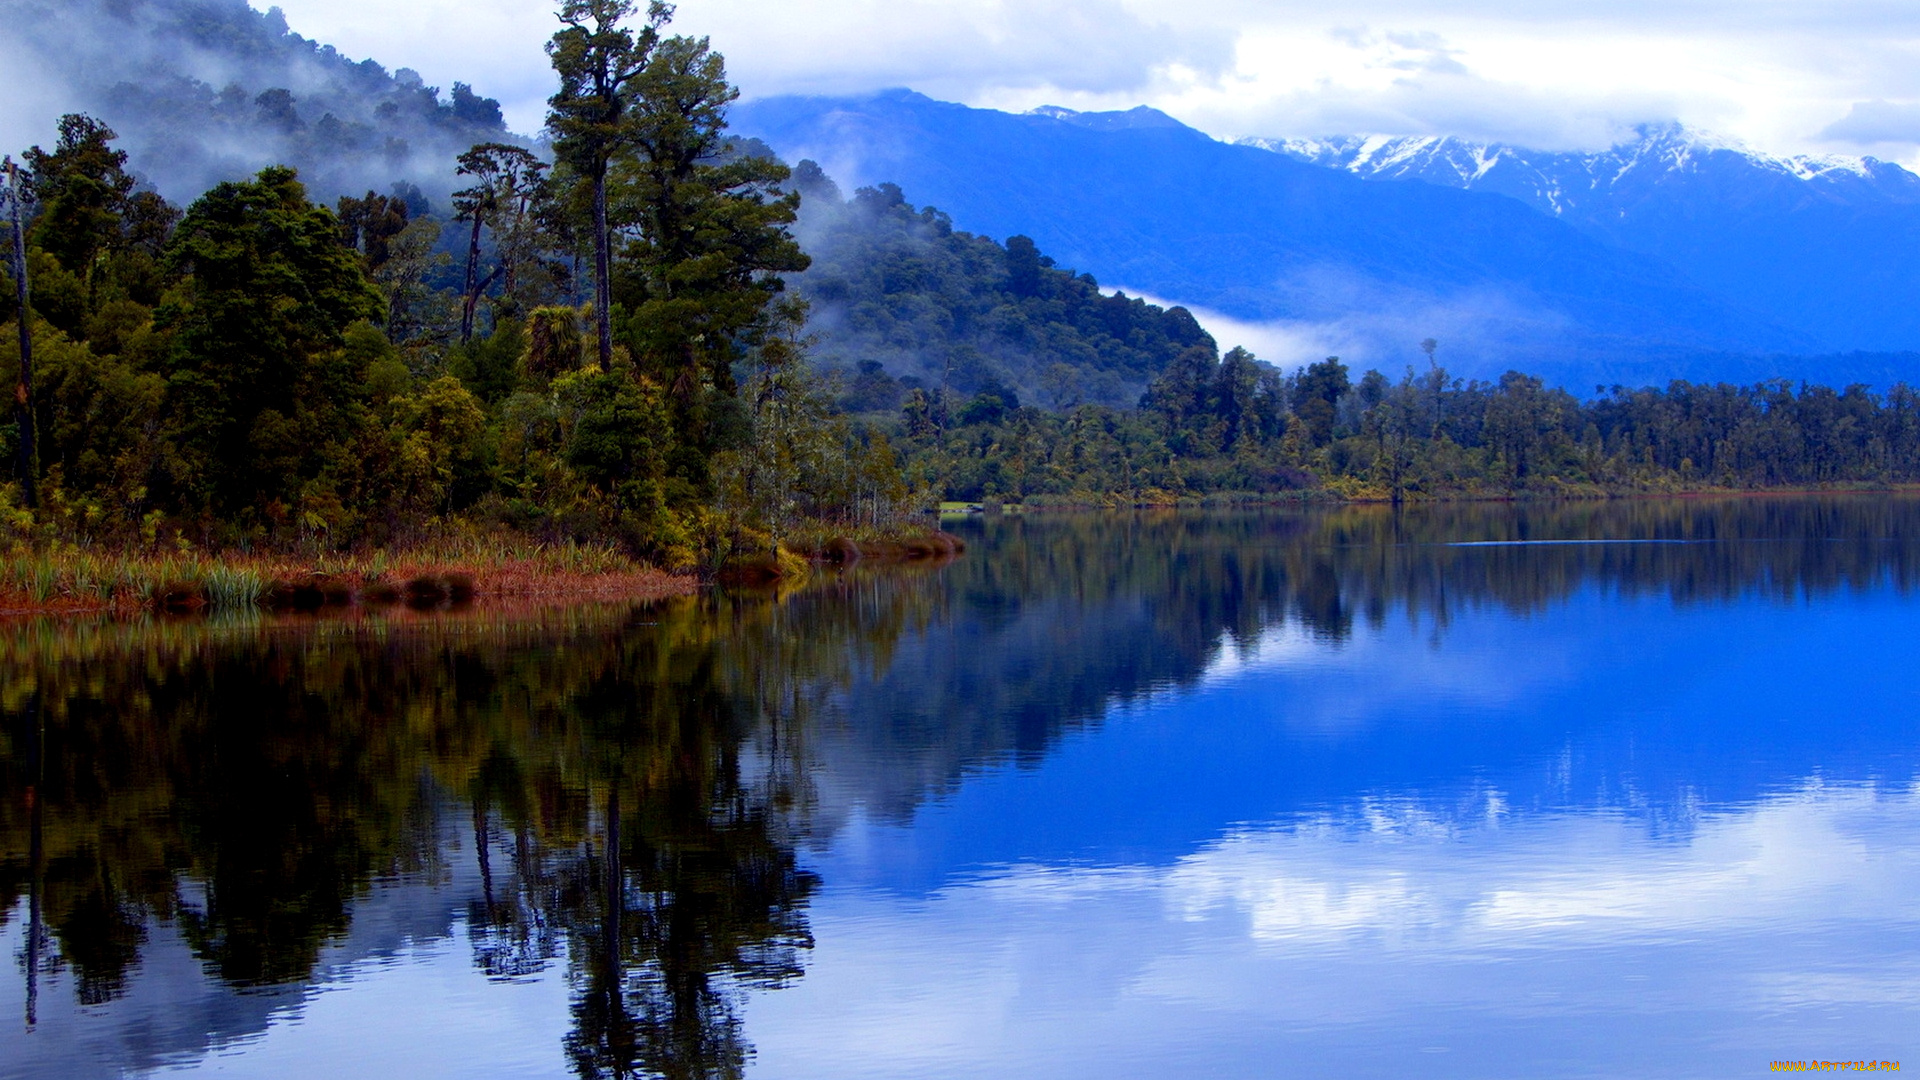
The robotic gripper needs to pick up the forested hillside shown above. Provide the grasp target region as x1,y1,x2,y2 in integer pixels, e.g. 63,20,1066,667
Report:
786,163,1216,413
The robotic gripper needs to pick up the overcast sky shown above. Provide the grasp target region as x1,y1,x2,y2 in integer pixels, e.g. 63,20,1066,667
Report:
264,0,1920,160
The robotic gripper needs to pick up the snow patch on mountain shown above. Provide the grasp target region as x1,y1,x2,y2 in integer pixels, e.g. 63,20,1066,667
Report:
1242,124,1912,219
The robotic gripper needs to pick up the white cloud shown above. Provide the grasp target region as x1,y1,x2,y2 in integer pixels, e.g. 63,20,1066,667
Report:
743,780,1920,1078
228,1,1920,163
0,26,70,156
267,0,1232,135
1118,279,1585,376
1113,289,1353,370
1822,99,1920,144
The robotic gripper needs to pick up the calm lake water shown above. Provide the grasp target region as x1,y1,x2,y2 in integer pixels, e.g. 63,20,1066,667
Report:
4,498,1919,1079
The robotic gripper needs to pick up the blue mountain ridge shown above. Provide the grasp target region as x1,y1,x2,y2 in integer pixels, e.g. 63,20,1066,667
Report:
734,90,1920,390
1261,127,1920,355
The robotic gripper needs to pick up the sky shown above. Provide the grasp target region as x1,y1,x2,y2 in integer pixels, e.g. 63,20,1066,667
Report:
260,0,1920,161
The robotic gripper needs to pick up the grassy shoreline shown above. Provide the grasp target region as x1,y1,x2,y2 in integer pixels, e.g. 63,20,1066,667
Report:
0,527,974,618
0,541,697,618
10,483,1904,617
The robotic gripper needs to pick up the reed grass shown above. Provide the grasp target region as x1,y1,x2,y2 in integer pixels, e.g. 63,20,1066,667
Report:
203,565,267,610
0,533,692,616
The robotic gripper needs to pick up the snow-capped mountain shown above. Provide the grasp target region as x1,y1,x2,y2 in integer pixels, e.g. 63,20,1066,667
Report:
1250,125,1920,218
1248,126,1920,352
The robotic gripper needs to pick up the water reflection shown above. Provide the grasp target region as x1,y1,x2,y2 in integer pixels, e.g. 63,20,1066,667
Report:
758,782,1918,1079
3,496,1919,1078
1,605,824,1079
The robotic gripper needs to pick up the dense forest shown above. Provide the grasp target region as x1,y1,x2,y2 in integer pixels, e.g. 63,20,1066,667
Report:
3,0,1919,579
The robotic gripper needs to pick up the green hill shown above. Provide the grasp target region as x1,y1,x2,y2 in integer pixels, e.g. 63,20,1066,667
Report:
785,163,1216,414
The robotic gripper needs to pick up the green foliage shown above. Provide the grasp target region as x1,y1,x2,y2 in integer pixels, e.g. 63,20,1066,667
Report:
451,316,530,403
556,365,670,498
335,191,409,270
546,1,666,179
0,44,893,564
453,144,556,338
28,324,164,508
158,166,385,520
23,115,136,276
712,303,914,561
547,0,672,367
1293,356,1350,447
526,307,589,379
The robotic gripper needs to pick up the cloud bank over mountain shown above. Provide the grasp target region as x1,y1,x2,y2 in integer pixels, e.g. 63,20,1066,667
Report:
250,0,1920,165
0,0,512,204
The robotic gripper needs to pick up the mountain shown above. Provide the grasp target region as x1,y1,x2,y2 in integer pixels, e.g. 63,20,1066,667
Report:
1256,126,1920,353
732,91,1820,388
0,0,513,206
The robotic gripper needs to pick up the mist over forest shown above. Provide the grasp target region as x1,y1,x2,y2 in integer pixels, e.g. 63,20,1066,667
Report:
0,0,514,207
786,165,1219,412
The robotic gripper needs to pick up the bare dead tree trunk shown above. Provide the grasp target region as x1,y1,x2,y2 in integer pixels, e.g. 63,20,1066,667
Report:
5,160,35,509
592,169,614,369
461,211,484,343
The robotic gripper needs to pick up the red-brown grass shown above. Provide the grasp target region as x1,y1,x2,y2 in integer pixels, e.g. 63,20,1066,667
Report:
0,545,695,619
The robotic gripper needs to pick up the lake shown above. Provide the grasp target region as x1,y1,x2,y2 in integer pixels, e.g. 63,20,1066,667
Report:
3,498,1918,1079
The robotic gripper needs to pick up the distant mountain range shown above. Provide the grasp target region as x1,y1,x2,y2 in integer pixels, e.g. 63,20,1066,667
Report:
1256,126,1920,355
735,91,1920,389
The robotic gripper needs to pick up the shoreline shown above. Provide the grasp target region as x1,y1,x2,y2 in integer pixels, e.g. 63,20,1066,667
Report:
994,481,1920,512
4,486,1909,618
0,529,975,620
0,553,700,620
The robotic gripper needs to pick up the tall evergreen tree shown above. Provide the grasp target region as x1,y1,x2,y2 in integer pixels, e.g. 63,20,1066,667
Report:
22,115,134,280
547,0,668,369
613,32,807,479
453,143,552,341
1293,356,1350,447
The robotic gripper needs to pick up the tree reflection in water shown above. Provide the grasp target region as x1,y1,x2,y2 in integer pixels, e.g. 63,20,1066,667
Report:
0,598,833,1078
4,495,1920,1076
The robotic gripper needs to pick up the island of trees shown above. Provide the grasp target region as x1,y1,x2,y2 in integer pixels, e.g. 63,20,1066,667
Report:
3,0,1918,611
